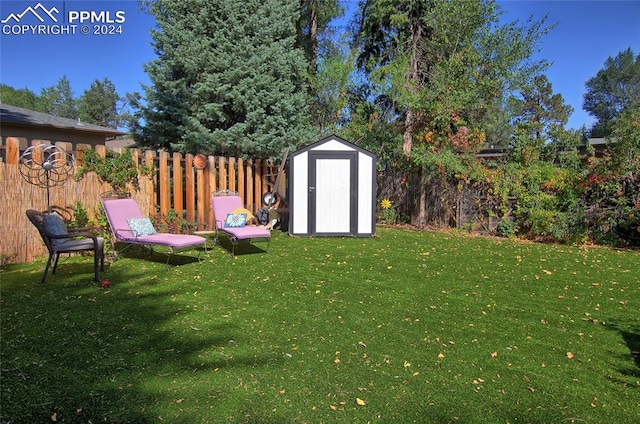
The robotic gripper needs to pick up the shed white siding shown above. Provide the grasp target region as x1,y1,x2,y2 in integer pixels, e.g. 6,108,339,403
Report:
288,135,376,237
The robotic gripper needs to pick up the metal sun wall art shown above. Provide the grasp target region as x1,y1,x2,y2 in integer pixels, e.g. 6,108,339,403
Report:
19,144,75,213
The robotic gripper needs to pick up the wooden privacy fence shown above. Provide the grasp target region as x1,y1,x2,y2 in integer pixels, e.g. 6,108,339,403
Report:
0,137,280,265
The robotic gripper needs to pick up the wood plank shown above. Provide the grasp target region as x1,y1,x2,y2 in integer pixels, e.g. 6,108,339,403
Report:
159,151,170,216
173,152,183,215
185,153,195,223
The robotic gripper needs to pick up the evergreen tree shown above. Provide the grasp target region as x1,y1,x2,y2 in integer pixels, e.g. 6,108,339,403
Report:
78,78,121,129
511,75,572,142
39,75,78,119
133,0,313,159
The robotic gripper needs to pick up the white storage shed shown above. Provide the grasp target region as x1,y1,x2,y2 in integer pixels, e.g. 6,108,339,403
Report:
288,135,377,237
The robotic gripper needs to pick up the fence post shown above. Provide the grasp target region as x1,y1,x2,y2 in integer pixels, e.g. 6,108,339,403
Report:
144,150,156,214
197,165,206,229
218,156,227,192
5,137,20,164
207,156,216,229
172,152,183,216
185,153,195,223
246,159,254,211
237,158,245,203
159,151,170,216
254,159,262,210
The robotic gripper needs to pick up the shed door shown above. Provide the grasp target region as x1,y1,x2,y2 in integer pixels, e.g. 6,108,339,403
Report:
309,152,357,235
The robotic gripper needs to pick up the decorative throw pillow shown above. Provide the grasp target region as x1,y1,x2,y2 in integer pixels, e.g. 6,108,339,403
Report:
224,213,247,228
42,213,68,246
127,218,157,237
232,207,255,222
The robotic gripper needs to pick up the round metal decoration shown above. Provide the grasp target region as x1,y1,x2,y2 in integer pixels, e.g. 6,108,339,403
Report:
19,144,75,212
193,154,207,170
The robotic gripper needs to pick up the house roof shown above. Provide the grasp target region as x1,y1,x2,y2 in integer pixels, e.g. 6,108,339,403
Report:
291,134,377,158
0,103,125,137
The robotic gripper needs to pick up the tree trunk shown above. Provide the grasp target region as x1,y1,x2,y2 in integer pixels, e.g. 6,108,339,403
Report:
405,17,425,224
402,16,422,156
309,0,318,74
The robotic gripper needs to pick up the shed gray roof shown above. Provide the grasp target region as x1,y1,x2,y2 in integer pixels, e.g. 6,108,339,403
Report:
0,103,125,137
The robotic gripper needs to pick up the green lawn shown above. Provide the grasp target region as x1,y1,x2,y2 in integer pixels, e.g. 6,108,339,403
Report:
1,227,638,423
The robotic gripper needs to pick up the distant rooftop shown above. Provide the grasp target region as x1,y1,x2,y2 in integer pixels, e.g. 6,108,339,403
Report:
0,103,125,137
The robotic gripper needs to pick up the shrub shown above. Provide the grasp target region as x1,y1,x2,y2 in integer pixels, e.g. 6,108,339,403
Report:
496,217,516,238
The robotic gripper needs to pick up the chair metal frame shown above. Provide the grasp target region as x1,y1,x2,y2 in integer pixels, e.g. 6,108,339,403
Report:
211,192,271,258
101,197,206,267
26,209,104,283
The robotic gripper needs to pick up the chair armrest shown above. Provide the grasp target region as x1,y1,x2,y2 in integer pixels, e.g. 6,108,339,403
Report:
68,226,104,236
50,232,102,250
114,227,137,239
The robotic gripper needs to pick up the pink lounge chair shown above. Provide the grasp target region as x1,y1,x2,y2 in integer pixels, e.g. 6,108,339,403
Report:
101,197,206,265
211,194,271,257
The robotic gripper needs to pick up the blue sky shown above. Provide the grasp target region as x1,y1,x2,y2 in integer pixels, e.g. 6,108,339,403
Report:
1,0,638,131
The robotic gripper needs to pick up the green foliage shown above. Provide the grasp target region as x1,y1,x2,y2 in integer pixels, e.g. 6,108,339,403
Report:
579,102,640,246
510,75,573,141
151,208,197,234
377,198,398,225
0,84,40,110
583,48,640,137
67,201,90,229
134,0,314,159
310,37,357,137
2,229,639,423
1,78,128,128
75,148,149,193
77,78,121,129
38,75,78,119
496,217,515,238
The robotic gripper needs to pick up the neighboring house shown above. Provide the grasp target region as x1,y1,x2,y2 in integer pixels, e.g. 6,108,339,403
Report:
0,103,126,153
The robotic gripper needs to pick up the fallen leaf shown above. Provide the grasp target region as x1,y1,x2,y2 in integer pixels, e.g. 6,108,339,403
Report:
356,397,366,406
437,353,445,359
358,341,367,348
491,351,498,358
566,352,574,359
330,405,337,411
51,413,57,422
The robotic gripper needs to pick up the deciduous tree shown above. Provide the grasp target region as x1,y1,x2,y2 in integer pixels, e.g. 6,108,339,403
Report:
583,48,640,137
0,84,40,110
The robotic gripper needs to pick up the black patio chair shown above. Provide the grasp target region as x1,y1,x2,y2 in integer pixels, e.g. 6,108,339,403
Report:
26,209,104,283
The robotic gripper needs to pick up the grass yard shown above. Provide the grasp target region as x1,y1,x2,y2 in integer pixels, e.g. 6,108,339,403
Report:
1,227,638,423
